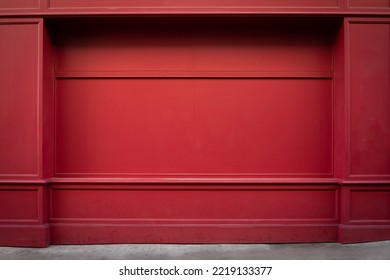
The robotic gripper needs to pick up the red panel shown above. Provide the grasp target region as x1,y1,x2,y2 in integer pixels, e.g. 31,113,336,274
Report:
0,0,40,9
48,0,339,9
350,190,390,221
350,23,390,177
54,17,333,74
42,21,55,178
0,22,39,176
50,185,337,221
0,188,38,221
55,79,332,176
50,184,338,244
334,19,348,179
349,0,390,7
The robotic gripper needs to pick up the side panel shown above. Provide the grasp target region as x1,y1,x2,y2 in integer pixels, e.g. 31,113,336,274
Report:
338,18,390,243
349,21,390,178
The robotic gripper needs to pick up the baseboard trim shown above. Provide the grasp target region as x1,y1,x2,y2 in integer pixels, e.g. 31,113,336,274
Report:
50,223,338,244
0,224,50,247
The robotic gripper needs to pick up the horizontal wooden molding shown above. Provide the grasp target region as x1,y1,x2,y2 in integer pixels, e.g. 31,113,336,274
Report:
49,177,340,185
349,0,390,8
55,71,333,79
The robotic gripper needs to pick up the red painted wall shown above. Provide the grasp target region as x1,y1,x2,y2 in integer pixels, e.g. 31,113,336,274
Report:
0,2,389,247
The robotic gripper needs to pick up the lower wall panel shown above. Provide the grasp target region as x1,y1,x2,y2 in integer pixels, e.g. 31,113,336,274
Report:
350,189,390,222
339,185,390,243
50,223,338,244
0,184,49,247
0,224,50,247
49,184,339,244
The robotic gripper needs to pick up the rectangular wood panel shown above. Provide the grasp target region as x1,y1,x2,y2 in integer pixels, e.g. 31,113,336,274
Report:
0,22,39,176
55,79,332,176
53,17,334,74
350,190,390,222
0,187,39,221
0,0,40,10
53,17,334,177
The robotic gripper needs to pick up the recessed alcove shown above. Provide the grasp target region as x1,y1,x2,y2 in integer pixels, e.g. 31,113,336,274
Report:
49,17,338,178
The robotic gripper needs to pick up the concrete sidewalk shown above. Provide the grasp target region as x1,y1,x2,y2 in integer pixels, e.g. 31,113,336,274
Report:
1,241,390,260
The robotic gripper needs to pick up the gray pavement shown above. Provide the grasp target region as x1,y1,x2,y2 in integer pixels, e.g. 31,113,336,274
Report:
1,241,390,260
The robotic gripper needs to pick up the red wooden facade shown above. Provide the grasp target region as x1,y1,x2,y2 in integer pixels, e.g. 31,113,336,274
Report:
0,0,389,247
